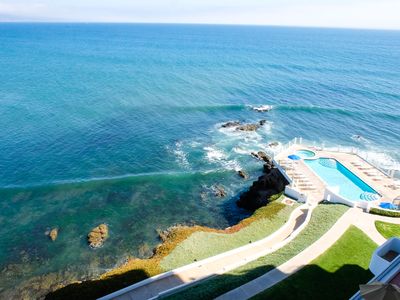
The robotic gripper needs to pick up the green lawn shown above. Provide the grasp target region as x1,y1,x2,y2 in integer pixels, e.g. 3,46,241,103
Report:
164,202,348,300
47,194,294,299
252,226,377,300
375,221,400,239
161,200,296,271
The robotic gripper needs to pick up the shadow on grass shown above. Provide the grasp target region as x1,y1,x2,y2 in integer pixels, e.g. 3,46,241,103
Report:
164,263,373,300
45,268,152,300
44,261,373,300
252,264,373,300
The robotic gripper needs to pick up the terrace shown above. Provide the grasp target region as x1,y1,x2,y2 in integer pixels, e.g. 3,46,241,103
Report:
274,138,399,210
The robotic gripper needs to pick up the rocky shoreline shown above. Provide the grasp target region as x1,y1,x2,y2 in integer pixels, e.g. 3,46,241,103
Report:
17,117,289,300
42,142,289,299
237,151,289,210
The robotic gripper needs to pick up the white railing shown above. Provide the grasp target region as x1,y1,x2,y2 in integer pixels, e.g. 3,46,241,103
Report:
274,137,399,180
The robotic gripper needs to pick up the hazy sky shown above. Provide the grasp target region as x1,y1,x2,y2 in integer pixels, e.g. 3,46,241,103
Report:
0,0,399,30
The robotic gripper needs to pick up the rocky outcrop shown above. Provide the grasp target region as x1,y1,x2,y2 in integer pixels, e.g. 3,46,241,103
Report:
251,151,272,163
220,120,267,132
238,170,248,179
46,228,58,241
268,141,279,148
236,159,288,210
221,121,241,128
236,124,260,131
264,161,274,173
257,151,269,162
88,224,109,248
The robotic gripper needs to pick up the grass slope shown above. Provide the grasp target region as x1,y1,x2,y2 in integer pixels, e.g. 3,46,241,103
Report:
46,195,294,299
165,202,348,300
252,226,377,300
375,221,400,239
161,200,295,271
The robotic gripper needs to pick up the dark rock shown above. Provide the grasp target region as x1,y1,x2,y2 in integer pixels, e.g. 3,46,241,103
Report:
88,224,109,248
213,185,227,198
221,121,241,128
263,162,274,173
268,141,279,147
251,152,260,159
236,167,288,210
238,170,248,179
236,124,260,131
259,120,267,126
257,151,273,163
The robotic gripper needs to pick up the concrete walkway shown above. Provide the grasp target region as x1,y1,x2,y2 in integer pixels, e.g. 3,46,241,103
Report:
216,209,400,300
99,202,314,300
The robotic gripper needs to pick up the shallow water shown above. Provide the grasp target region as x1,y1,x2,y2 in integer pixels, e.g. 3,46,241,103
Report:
0,24,399,297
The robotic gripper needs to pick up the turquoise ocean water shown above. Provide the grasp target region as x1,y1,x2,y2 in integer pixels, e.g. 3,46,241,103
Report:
0,24,399,297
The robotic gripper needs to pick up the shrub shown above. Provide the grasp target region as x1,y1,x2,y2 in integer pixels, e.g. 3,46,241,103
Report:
370,208,400,218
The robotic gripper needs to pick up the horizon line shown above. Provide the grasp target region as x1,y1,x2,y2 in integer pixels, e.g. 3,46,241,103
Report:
0,21,399,32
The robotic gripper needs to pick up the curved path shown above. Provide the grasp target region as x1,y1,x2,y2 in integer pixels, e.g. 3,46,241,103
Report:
99,201,314,300
216,208,399,300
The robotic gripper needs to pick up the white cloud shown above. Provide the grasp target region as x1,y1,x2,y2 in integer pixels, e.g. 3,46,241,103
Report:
0,2,46,17
0,0,399,30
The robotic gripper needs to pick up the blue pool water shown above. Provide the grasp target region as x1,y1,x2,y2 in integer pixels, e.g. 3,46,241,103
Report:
0,24,399,297
304,158,380,201
295,150,316,158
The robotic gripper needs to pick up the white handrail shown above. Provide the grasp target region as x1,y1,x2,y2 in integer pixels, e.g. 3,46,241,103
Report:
288,137,398,180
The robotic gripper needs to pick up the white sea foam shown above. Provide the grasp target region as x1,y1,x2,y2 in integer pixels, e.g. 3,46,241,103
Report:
358,149,400,170
173,141,190,169
223,159,242,171
247,104,274,112
204,146,242,171
324,143,400,173
204,146,226,161
232,147,249,155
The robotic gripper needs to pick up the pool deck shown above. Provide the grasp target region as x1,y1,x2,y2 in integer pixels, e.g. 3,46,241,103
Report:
275,144,399,204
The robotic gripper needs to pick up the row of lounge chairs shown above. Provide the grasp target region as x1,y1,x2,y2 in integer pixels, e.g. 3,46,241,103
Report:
278,160,317,192
350,161,385,182
350,161,400,190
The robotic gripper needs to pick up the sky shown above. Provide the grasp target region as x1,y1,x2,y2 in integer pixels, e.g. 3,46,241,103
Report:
0,0,400,30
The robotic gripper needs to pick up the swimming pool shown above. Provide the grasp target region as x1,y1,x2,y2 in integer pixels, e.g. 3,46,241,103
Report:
304,158,380,202
295,149,316,159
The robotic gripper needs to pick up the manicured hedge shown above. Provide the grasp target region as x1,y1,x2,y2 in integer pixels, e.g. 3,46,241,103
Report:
370,207,400,218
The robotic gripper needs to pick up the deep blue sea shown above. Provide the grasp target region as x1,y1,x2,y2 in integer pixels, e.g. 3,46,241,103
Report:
0,23,399,298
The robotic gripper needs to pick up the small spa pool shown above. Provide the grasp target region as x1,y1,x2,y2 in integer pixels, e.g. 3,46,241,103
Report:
304,158,380,202
295,149,316,159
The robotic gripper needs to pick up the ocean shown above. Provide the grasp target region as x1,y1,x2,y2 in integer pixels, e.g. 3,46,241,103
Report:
0,23,399,298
